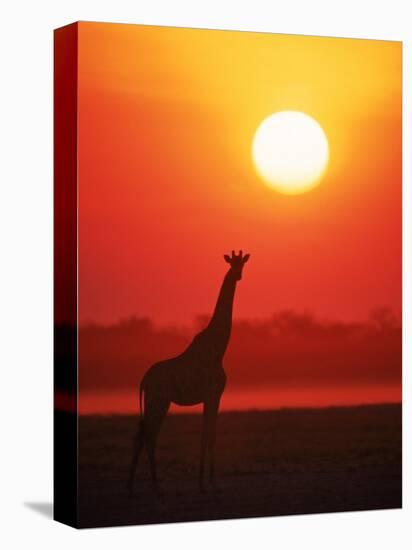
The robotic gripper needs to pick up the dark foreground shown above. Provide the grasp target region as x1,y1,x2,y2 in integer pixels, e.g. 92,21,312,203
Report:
78,404,401,528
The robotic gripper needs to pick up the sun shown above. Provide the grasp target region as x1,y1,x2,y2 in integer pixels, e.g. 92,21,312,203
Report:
252,111,329,195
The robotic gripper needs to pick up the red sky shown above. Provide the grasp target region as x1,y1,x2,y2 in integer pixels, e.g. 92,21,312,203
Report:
74,23,401,412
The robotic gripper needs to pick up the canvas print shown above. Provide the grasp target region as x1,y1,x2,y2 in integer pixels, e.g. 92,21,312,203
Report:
54,22,402,528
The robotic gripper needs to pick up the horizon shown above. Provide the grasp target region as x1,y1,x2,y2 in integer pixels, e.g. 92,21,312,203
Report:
76,401,401,417
75,387,401,415
73,305,401,330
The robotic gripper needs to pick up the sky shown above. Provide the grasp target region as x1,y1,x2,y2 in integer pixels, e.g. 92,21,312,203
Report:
74,22,401,412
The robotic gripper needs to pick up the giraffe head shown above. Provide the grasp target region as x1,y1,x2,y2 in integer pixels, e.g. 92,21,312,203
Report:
224,250,250,281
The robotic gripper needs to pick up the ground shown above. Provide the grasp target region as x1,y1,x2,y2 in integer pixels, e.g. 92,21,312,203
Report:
78,404,401,528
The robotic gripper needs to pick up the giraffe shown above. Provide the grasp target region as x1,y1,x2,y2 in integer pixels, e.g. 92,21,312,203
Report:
127,250,250,497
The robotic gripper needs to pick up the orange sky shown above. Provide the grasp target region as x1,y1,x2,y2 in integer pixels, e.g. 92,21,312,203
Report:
77,23,401,327
73,23,402,412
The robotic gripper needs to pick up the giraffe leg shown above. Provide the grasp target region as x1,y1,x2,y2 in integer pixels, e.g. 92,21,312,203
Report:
199,396,220,493
127,419,145,497
209,418,217,489
199,407,208,493
144,397,170,498
207,397,220,490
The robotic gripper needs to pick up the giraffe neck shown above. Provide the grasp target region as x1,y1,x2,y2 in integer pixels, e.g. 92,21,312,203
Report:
207,269,237,337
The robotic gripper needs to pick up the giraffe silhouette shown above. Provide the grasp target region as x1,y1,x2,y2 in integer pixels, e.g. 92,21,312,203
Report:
127,250,250,497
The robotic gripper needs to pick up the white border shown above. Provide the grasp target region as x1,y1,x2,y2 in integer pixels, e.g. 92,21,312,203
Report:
0,1,410,548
